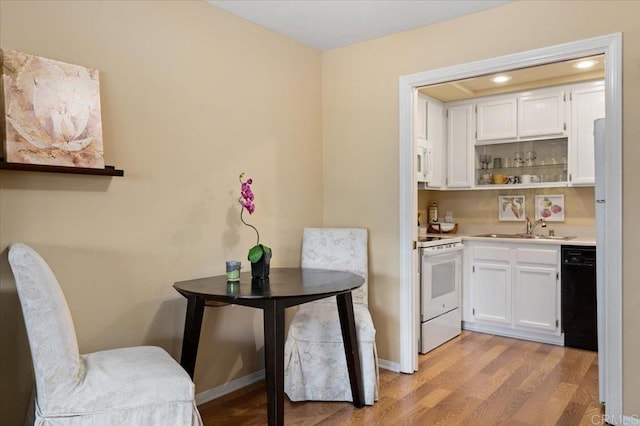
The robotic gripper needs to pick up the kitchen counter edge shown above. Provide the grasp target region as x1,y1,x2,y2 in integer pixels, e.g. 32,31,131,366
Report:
461,235,596,246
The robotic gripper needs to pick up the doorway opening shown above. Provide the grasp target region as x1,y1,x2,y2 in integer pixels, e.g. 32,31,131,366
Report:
398,33,622,419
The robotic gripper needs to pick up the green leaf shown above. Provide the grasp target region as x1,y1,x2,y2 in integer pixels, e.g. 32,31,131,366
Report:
248,245,264,263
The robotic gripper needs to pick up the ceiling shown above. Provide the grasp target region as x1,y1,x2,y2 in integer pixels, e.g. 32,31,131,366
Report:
419,54,605,102
204,1,603,101
206,0,514,51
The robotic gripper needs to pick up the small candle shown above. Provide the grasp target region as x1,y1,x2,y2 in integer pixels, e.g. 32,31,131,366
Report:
226,261,241,281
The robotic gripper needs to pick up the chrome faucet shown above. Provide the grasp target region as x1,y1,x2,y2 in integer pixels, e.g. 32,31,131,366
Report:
526,217,547,235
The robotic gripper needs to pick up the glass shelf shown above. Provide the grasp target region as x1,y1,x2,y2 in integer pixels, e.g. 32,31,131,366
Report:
475,138,568,186
474,182,569,189
477,163,567,173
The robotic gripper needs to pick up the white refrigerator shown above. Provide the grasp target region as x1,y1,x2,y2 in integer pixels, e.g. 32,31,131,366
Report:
593,117,606,403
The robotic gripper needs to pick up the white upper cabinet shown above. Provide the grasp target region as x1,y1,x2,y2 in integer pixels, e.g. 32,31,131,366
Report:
446,103,474,188
415,93,427,139
569,84,605,186
425,98,444,187
416,139,428,183
415,94,428,183
476,97,518,142
416,94,445,187
518,90,567,138
420,80,603,191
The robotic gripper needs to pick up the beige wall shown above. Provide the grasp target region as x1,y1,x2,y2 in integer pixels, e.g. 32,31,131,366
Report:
322,0,639,417
0,1,321,424
2,0,639,421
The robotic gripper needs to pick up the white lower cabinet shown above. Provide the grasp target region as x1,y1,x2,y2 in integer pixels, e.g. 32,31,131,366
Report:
474,262,511,324
463,241,562,345
513,265,558,331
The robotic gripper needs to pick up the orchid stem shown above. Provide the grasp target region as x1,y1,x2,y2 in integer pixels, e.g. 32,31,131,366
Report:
240,206,260,246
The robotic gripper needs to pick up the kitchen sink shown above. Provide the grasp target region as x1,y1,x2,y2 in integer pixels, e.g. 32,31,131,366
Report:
472,233,576,241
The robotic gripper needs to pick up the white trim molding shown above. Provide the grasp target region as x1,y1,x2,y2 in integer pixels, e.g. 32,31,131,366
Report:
462,322,564,347
195,361,401,405
378,358,400,373
195,369,265,405
398,33,623,418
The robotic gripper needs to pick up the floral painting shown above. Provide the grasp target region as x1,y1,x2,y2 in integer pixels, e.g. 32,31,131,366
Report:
498,195,526,221
535,195,565,222
1,49,104,168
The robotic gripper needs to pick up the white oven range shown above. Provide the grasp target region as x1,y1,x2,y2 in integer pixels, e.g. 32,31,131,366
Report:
419,235,464,354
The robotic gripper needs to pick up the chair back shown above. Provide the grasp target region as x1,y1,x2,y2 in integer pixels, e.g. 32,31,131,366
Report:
8,243,81,413
301,228,368,305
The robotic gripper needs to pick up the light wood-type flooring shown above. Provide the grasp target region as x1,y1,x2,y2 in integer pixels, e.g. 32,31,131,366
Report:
198,330,602,425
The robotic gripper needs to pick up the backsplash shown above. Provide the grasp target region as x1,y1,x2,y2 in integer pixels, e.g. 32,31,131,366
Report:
418,187,595,237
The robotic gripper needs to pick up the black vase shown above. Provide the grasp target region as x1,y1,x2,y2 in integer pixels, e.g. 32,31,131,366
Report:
251,277,270,295
250,247,272,278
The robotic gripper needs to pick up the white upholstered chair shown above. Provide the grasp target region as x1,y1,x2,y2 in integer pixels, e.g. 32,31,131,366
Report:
8,243,202,425
284,228,379,405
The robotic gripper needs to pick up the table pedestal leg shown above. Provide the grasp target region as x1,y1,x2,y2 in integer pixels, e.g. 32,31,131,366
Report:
263,300,285,425
180,296,205,378
336,292,365,407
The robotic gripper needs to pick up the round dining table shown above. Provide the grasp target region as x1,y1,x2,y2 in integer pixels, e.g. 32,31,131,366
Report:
173,267,366,426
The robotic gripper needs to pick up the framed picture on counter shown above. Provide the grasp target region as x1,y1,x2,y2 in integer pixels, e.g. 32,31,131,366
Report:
498,195,526,221
535,194,565,222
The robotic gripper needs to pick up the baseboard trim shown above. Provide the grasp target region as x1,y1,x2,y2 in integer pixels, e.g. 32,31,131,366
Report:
463,321,564,346
378,358,400,373
195,358,402,406
195,369,266,405
623,415,640,425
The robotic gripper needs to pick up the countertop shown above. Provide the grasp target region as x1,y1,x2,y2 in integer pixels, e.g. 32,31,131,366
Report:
461,235,596,246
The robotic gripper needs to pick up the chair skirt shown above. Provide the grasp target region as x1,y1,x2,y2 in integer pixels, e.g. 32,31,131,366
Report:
284,304,379,405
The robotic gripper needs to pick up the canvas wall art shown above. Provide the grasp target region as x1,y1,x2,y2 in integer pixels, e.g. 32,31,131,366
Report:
535,195,565,221
498,195,526,221
1,49,105,168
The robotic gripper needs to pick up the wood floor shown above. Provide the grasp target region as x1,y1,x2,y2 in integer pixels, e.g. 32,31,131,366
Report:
198,331,602,425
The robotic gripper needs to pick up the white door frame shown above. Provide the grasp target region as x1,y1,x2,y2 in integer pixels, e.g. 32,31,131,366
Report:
398,33,622,419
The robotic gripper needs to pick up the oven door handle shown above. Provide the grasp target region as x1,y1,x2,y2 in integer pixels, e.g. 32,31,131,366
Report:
422,244,465,257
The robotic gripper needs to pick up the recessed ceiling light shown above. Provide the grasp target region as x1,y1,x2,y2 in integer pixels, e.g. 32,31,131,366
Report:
573,60,599,69
491,75,512,84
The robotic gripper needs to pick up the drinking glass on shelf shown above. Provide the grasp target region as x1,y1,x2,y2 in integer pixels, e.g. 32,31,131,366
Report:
525,151,536,166
514,152,524,167
478,153,487,169
479,153,491,169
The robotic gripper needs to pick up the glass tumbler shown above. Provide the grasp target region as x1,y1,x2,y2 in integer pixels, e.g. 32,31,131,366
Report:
525,151,537,166
514,152,524,167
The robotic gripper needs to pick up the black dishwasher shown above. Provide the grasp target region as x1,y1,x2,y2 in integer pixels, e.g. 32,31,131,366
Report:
561,245,597,351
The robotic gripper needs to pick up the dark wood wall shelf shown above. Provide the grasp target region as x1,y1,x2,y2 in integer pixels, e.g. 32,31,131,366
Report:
0,159,124,177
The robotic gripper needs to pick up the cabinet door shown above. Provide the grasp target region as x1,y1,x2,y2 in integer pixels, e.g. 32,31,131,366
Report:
569,86,605,186
426,100,444,187
513,265,559,332
476,97,517,142
446,104,474,188
416,94,428,139
473,261,511,325
518,91,566,138
416,138,427,183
